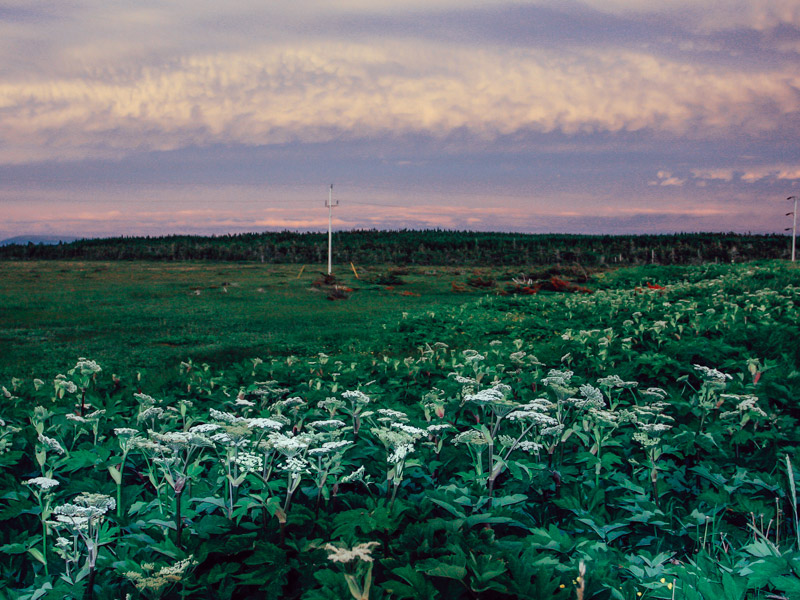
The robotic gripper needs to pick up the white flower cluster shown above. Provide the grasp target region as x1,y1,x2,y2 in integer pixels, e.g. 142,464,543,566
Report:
137,407,165,422
325,541,380,564
318,398,345,414
308,419,346,430
565,385,605,410
640,388,668,401
274,396,305,410
124,557,197,593
342,390,370,404
309,440,353,456
377,408,408,420
541,369,574,387
234,451,263,473
693,364,732,382
53,376,78,395
24,477,60,490
597,375,638,389
426,423,453,433
339,465,366,484
133,392,158,405
390,422,426,439
388,443,414,464
270,432,309,456
150,430,213,449
38,433,65,455
73,358,102,376
463,350,485,363
720,394,767,419
53,493,116,530
246,417,284,430
189,423,222,434
464,387,505,405
452,430,488,446
209,408,244,423
281,456,310,474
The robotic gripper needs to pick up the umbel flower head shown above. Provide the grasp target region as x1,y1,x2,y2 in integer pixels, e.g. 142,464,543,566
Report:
325,541,380,564
124,557,197,594
24,476,60,491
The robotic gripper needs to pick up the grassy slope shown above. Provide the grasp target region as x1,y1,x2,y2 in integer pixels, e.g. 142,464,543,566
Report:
0,261,503,381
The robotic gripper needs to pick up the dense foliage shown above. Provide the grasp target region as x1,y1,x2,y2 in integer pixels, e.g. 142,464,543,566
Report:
0,231,792,266
1,262,799,599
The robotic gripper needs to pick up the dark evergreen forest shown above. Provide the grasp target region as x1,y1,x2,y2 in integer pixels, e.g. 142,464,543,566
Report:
0,230,792,265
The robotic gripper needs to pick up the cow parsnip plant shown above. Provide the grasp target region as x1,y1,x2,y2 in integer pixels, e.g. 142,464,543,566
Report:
0,262,799,599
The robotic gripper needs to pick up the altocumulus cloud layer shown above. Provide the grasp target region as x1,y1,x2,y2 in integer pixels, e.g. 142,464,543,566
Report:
0,0,799,237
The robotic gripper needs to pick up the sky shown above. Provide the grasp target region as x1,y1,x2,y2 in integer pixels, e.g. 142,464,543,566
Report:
1,0,799,239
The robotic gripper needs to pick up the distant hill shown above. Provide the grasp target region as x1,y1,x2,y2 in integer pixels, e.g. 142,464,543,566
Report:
0,235,80,246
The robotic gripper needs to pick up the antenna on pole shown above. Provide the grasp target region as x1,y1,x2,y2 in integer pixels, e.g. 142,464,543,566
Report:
788,196,797,262
326,184,338,275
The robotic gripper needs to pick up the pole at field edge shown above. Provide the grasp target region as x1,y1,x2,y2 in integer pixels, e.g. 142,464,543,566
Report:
793,196,797,263
326,185,337,275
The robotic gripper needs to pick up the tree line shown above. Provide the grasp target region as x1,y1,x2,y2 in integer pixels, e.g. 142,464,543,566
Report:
0,230,792,266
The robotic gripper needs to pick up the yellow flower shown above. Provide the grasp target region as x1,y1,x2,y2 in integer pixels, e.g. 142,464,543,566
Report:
559,584,566,589
668,583,673,590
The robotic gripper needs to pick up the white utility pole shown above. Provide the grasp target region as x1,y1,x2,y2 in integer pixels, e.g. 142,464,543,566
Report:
788,196,798,263
326,184,338,274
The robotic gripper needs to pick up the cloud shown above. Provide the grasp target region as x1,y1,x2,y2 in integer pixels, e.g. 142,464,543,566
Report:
691,168,735,182
0,40,798,165
689,164,800,183
649,171,686,186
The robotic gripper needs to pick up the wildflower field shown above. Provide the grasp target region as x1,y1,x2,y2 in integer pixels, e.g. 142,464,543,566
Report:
1,260,800,599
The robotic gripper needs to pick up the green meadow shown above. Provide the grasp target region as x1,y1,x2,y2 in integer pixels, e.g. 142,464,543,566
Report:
2,257,800,599
0,261,503,381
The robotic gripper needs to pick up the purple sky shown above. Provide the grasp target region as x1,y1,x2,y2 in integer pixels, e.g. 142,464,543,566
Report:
1,1,799,239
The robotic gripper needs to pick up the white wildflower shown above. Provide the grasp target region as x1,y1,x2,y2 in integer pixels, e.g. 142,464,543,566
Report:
234,452,264,473
246,418,284,430
597,375,638,389
640,387,668,401
339,465,366,484
325,541,380,564
308,419,346,430
342,390,370,404
426,423,453,433
377,408,408,420
391,422,426,439
388,443,414,464
452,430,488,446
281,456,310,474
38,434,64,455
24,477,60,490
209,408,243,423
189,423,222,434
693,364,732,382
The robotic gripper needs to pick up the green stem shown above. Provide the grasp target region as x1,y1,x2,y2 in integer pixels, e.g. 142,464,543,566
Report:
175,489,183,549
42,517,48,577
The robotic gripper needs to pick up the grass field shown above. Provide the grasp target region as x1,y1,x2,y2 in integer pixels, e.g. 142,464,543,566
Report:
0,261,507,381
2,259,800,598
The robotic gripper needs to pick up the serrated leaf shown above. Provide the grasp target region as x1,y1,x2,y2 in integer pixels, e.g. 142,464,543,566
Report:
0,543,27,554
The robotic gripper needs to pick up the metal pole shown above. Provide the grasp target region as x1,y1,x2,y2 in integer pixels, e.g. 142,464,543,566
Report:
793,196,797,263
327,184,334,274
789,196,798,263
